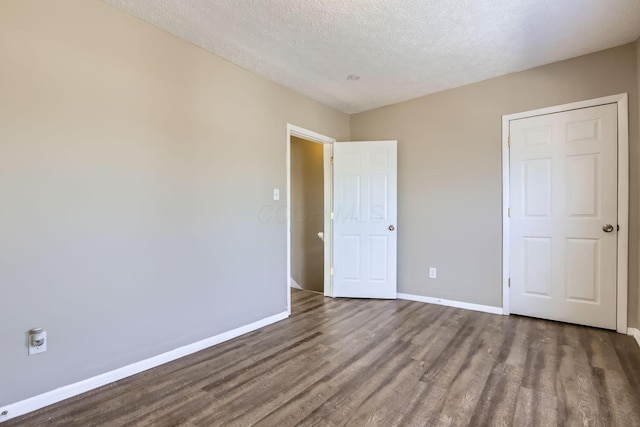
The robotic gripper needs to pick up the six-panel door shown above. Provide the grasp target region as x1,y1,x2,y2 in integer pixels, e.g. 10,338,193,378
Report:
509,104,618,329
333,141,398,299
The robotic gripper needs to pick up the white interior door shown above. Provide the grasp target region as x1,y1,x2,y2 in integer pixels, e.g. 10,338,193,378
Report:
333,141,397,299
509,103,618,329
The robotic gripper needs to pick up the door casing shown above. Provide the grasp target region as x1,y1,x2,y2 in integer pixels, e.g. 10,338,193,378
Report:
286,124,335,314
501,93,629,333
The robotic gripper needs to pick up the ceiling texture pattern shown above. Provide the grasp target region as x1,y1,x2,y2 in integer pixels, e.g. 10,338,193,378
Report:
103,0,640,113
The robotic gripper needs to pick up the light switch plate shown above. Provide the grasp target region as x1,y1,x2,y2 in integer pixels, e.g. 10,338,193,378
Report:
273,188,280,201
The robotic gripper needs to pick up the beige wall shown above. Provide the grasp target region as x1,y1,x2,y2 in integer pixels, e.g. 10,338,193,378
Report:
637,38,640,329
290,137,324,292
1,0,638,410
352,44,640,323
0,0,349,406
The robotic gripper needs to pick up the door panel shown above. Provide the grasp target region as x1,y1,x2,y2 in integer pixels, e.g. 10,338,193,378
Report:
333,141,397,299
565,238,599,302
523,159,551,217
566,155,598,216
523,237,552,297
509,104,617,329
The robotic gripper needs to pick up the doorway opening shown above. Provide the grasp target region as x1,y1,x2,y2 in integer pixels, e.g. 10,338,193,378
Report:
286,124,335,314
290,136,325,294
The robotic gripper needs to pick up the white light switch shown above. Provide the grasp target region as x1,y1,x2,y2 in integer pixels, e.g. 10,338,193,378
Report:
273,188,280,201
429,268,437,279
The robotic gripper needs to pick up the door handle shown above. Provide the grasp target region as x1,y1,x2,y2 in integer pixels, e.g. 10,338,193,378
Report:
602,224,614,233
389,225,395,231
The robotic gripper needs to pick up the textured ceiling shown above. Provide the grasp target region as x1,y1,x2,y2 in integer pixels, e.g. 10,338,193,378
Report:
103,0,640,114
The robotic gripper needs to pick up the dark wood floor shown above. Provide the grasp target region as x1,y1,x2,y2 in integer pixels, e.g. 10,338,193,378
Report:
7,289,640,426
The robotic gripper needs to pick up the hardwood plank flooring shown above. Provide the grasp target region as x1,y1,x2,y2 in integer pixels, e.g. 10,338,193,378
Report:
7,289,640,426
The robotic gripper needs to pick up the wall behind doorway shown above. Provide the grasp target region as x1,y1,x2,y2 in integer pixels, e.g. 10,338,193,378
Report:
291,137,325,293
636,38,640,329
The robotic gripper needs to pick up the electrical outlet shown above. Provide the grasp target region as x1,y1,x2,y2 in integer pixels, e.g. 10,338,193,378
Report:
28,331,47,355
429,267,437,279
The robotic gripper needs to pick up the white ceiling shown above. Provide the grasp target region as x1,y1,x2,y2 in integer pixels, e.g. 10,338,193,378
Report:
103,0,640,114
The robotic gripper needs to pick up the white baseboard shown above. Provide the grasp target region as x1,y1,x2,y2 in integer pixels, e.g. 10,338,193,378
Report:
628,327,640,349
289,277,302,290
0,311,289,423
397,293,503,315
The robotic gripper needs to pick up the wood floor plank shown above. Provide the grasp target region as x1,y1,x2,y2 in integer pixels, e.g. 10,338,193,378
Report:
291,339,415,426
520,320,558,397
395,380,448,426
513,387,558,427
590,366,614,426
502,316,532,368
581,327,626,374
597,364,640,426
427,316,505,426
468,363,523,427
555,343,603,426
6,289,640,427
420,315,483,387
611,332,640,395
344,358,425,427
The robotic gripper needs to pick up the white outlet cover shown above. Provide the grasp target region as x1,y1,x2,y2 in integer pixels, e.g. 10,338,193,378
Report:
28,331,47,355
429,268,437,279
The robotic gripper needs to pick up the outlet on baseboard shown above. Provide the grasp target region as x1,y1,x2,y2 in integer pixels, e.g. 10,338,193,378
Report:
429,267,437,279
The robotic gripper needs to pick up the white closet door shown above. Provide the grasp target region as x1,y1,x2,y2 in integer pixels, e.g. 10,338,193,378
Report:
509,104,618,329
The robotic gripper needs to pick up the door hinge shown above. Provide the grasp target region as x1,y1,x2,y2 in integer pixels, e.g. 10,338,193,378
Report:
330,212,334,220
331,156,334,164
508,278,511,288
508,136,511,147
330,267,334,276
508,208,511,218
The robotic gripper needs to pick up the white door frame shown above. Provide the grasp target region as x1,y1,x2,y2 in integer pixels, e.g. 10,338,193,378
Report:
286,124,336,314
501,93,629,333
